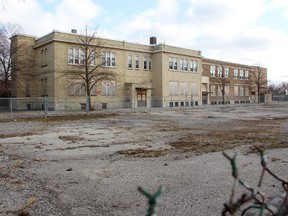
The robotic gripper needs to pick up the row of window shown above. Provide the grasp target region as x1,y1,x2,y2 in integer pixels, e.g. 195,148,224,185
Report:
68,48,116,68
128,55,152,70
169,57,198,72
210,84,250,97
169,82,199,96
68,79,116,96
210,66,249,79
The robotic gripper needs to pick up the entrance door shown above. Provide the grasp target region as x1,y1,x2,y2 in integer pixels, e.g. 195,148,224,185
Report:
137,92,147,107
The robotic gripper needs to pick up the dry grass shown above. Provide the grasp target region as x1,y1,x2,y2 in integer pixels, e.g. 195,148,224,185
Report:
59,135,85,141
117,148,170,157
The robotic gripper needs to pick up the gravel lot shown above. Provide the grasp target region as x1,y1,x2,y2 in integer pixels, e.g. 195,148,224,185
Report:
0,103,288,215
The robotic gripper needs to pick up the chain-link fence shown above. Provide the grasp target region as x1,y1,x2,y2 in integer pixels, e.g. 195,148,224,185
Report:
272,95,288,103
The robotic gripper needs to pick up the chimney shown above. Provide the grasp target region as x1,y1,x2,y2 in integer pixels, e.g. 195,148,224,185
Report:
150,36,157,45
71,29,77,34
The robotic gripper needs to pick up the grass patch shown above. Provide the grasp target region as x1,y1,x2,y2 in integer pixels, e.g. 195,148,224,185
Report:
59,135,85,141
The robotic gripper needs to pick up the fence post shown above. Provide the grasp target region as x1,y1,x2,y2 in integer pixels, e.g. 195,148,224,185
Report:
86,96,90,116
44,96,48,118
9,98,13,119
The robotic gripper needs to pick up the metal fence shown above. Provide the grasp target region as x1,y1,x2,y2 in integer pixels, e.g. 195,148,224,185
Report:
272,95,288,102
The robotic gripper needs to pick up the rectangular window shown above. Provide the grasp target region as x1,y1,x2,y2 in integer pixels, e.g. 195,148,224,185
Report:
102,80,116,96
239,69,244,79
90,51,95,66
234,69,238,79
218,85,222,96
135,56,139,69
68,79,86,96
184,59,188,71
102,51,116,67
41,49,48,66
218,66,223,77
190,83,198,96
173,57,177,70
240,86,244,96
143,56,148,70
225,85,230,96
169,57,173,70
225,67,229,77
210,65,216,77
190,60,198,72
149,57,152,70
234,85,239,96
180,59,184,71
128,55,132,69
245,86,250,96
169,81,178,96
68,48,85,65
211,84,216,96
244,70,249,80
180,82,188,95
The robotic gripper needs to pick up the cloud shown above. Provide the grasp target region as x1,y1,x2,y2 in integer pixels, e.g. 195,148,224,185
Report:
0,0,103,36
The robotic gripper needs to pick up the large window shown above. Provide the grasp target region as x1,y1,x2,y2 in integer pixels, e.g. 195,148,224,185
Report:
210,65,216,77
149,57,152,70
234,85,239,96
102,51,116,67
245,86,250,96
190,60,198,72
244,70,249,80
218,66,223,77
225,67,229,77
128,55,132,69
169,57,177,70
234,69,238,79
240,86,244,96
211,84,216,96
143,56,148,70
190,83,198,96
41,48,48,66
180,59,188,71
68,79,97,96
135,56,139,69
169,81,178,96
225,85,230,96
180,82,188,95
239,69,244,80
68,48,84,65
102,80,116,96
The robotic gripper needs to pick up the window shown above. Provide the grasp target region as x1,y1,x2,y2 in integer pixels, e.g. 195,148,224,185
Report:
225,85,230,96
149,57,152,70
234,86,239,96
135,56,139,69
190,83,198,96
244,70,249,80
180,59,184,71
225,67,229,77
190,60,198,72
239,69,244,80
143,56,148,70
41,48,48,66
128,55,132,69
245,86,250,96
218,85,222,96
210,65,216,77
184,59,188,71
234,69,238,79
90,51,96,66
102,80,116,96
211,84,216,96
68,48,84,65
169,57,177,70
169,81,178,96
180,82,188,95
240,86,244,96
218,66,223,77
102,51,116,67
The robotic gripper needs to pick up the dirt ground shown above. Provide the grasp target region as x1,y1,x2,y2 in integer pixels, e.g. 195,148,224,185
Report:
0,103,288,215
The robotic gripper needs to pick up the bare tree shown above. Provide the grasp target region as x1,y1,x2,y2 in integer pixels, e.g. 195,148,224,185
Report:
214,65,231,104
0,23,22,97
66,26,116,110
250,65,268,103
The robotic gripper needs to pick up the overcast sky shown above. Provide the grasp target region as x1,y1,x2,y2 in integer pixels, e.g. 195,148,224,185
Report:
1,0,288,83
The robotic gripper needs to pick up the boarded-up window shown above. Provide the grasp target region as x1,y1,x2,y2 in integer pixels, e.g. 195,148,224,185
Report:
240,86,244,96
180,82,188,95
234,85,239,96
225,85,230,96
102,80,116,96
211,84,216,96
68,79,97,96
190,83,198,96
245,86,250,96
169,81,178,96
